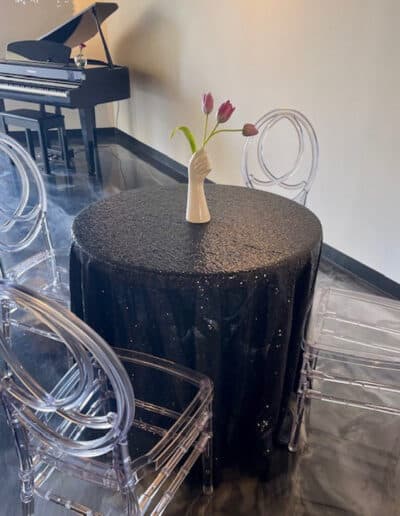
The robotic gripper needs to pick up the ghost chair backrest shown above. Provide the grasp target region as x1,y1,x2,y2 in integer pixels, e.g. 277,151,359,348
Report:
0,134,47,253
0,280,135,458
0,134,61,288
241,109,319,205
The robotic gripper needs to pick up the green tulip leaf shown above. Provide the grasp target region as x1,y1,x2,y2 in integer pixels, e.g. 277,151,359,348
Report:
170,126,197,154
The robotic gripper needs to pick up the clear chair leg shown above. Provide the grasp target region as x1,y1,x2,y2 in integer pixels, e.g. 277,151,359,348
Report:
309,349,319,372
21,499,34,516
201,405,213,495
4,406,35,515
42,218,59,287
18,435,35,515
288,367,308,452
115,441,140,516
1,299,13,380
1,299,11,348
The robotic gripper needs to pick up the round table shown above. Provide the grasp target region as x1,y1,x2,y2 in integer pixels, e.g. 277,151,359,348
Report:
70,184,322,475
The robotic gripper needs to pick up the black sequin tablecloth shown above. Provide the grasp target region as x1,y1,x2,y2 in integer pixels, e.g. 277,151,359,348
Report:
70,184,322,475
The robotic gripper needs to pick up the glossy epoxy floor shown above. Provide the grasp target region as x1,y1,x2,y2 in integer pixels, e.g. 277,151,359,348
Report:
0,141,398,515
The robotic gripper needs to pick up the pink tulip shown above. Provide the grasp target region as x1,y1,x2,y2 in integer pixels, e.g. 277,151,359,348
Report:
242,123,259,136
202,92,214,114
217,100,235,123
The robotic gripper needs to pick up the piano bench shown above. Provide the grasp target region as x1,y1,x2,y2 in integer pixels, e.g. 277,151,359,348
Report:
0,108,71,175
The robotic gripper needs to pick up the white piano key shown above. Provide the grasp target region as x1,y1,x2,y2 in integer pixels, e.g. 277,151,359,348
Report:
0,83,68,98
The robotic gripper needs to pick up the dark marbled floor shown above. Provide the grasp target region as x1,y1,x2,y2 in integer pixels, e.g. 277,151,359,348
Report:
0,141,398,515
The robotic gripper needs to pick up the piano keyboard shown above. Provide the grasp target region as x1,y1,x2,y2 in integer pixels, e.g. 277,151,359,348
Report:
0,82,69,98
0,74,80,89
0,74,79,98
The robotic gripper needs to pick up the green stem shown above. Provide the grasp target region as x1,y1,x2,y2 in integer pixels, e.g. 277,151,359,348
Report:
203,122,220,146
212,129,243,134
203,127,243,146
203,114,209,146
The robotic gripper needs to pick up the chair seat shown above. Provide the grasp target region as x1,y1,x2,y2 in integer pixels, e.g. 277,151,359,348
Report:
6,248,70,307
0,108,64,123
307,288,400,362
289,287,400,452
30,347,212,514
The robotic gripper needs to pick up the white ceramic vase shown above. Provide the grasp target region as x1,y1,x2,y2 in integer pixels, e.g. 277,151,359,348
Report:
186,147,211,224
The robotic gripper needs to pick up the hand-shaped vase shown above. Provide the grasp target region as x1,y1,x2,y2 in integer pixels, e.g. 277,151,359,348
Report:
186,147,211,223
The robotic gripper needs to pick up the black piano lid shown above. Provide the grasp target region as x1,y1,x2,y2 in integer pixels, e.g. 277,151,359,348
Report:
39,2,118,49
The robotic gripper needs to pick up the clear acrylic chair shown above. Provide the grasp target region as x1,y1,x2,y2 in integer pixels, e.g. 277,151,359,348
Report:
289,287,400,452
0,134,69,306
0,280,213,515
241,108,319,205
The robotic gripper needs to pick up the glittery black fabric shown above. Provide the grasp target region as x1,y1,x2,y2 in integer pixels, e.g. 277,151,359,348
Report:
70,185,322,475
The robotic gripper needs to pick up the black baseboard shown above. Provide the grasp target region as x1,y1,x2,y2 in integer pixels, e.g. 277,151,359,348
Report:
68,127,117,142
322,244,399,300
114,128,188,183
7,126,400,299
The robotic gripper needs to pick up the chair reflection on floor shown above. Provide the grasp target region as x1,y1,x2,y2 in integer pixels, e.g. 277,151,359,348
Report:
0,280,213,515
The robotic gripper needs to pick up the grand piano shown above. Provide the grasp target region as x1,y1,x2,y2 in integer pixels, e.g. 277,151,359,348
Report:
0,2,130,176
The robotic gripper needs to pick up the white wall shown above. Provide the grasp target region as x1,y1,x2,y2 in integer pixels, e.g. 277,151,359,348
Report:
1,1,398,282
0,0,112,127
106,0,399,283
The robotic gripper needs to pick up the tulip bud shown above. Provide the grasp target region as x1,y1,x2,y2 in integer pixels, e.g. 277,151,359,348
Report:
242,123,259,136
202,92,214,114
217,100,235,123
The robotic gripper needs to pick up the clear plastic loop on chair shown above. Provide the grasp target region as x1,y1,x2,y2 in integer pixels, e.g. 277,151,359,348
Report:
242,108,319,205
0,280,213,515
0,134,69,305
0,134,47,252
0,281,135,458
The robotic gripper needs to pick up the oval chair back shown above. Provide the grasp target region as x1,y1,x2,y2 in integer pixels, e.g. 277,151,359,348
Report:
0,134,47,253
0,280,136,514
0,134,68,302
241,108,319,205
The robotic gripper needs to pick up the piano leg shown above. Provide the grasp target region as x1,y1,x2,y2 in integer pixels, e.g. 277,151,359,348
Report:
58,126,72,171
38,125,51,175
25,129,35,160
0,100,8,135
79,107,100,177
0,118,9,136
